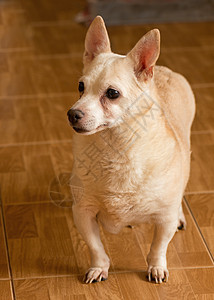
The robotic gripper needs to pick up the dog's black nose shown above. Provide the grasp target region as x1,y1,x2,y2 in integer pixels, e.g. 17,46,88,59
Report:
67,109,84,125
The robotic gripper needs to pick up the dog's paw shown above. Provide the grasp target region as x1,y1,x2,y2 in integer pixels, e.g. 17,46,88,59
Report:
177,214,187,231
83,267,108,284
147,265,169,284
177,204,187,231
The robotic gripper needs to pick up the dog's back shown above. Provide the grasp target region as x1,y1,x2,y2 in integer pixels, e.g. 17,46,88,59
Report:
154,66,195,147
154,66,195,187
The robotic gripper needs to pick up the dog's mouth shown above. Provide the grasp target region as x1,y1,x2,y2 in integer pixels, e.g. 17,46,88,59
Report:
96,123,108,130
72,123,108,135
73,127,89,134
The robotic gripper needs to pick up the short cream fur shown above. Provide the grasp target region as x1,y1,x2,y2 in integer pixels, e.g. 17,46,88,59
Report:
69,16,195,284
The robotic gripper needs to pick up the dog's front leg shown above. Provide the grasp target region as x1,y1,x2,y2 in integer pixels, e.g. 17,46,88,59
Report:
72,204,110,283
147,220,177,284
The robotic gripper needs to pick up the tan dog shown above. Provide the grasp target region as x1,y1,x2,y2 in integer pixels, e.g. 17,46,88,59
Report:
67,16,195,284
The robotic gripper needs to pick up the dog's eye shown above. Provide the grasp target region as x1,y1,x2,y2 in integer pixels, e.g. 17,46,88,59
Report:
78,82,84,93
106,88,120,100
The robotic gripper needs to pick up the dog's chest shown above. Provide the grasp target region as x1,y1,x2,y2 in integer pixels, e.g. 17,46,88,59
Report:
86,158,157,228
72,130,176,230
96,188,154,233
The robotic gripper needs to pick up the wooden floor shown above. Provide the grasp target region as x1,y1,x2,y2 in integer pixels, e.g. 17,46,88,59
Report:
0,0,214,299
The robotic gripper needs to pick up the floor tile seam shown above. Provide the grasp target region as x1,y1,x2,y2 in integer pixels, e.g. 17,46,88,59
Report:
184,197,214,264
191,130,214,135
11,265,214,281
1,82,214,101
0,48,31,53
185,190,214,195
1,128,214,149
0,139,73,149
3,49,214,61
0,92,76,100
0,205,16,299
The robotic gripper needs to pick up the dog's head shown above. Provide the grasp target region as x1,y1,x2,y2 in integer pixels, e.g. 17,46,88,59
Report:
67,16,160,135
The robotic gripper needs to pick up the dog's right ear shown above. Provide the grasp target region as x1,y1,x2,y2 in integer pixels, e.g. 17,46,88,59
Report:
84,16,111,65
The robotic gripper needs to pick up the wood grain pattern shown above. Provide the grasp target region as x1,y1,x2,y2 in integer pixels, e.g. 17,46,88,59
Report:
0,281,13,300
159,49,214,85
14,269,214,300
192,87,214,132
0,0,213,298
20,0,85,23
0,143,73,204
187,133,214,192
185,268,214,296
116,270,197,300
0,213,9,279
4,201,213,279
0,94,76,144
14,275,123,300
101,225,147,272
136,203,213,268
185,194,214,255
1,48,214,98
0,54,82,98
109,22,214,54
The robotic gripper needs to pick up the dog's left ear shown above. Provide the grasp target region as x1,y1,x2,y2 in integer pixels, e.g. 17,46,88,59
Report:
84,16,111,65
127,29,160,81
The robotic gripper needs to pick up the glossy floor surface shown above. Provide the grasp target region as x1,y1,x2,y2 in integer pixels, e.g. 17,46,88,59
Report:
0,0,214,299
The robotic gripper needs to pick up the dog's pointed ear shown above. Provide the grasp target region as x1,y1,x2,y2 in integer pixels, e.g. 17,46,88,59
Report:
127,29,160,81
84,16,111,65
